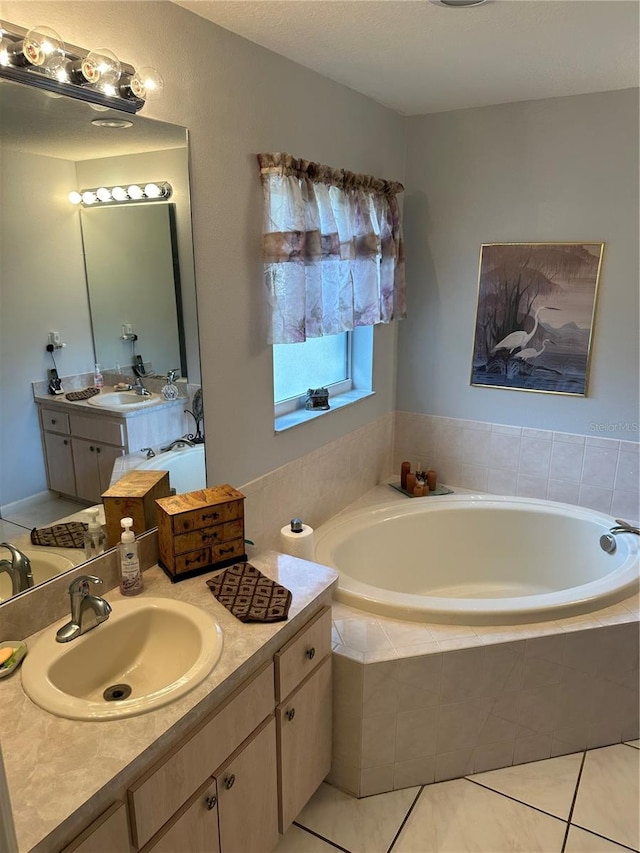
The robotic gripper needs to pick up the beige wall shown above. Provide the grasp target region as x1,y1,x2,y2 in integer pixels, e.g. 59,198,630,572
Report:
4,1,405,487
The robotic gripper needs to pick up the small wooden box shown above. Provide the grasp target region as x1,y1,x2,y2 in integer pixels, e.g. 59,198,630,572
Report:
102,470,171,548
156,485,246,581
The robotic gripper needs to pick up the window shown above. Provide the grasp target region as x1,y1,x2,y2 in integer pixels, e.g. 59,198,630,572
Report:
274,327,374,429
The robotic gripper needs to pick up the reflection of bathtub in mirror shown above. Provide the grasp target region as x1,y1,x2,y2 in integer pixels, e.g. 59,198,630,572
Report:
136,444,206,494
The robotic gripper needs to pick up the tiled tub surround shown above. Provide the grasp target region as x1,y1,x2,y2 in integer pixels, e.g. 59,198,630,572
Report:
329,601,639,798
394,412,640,525
240,413,394,550
323,484,639,798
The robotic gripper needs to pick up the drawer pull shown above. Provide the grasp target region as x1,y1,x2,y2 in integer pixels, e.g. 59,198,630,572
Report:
219,546,235,555
202,532,220,542
224,775,235,790
203,511,220,521
286,707,296,721
185,555,204,567
205,795,217,810
306,647,316,660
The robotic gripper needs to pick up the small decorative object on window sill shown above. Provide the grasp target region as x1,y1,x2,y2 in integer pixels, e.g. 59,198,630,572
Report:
305,388,330,411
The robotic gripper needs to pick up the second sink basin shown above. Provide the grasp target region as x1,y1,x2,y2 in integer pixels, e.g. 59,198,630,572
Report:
21,597,223,720
87,391,163,411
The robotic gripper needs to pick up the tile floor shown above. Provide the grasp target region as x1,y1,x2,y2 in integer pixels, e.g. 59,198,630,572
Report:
276,741,640,853
1,493,88,533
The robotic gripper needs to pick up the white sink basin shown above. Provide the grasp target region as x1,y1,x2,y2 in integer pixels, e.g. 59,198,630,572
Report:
0,549,75,602
87,391,163,411
21,597,223,720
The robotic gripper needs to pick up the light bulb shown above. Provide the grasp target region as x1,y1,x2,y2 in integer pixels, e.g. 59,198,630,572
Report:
82,191,97,205
80,48,121,86
129,66,164,100
23,26,65,70
127,184,143,200
96,187,112,202
68,191,82,205
144,183,161,199
112,186,128,201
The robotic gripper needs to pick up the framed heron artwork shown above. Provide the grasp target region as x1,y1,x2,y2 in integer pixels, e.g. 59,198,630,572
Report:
470,242,604,396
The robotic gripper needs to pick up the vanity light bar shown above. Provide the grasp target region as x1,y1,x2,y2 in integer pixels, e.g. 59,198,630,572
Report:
0,20,162,113
69,182,173,207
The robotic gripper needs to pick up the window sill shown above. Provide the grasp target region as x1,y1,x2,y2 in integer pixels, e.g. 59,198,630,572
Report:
274,390,375,433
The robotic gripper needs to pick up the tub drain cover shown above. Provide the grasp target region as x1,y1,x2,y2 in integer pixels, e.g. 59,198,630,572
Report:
103,683,132,702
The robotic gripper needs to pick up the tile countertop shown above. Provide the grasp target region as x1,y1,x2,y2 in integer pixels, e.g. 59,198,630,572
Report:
33,386,185,419
1,553,338,853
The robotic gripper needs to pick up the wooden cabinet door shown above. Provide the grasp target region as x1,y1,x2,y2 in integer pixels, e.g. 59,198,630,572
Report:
96,442,125,495
215,717,279,853
277,655,332,832
72,438,102,502
43,431,76,495
143,779,220,853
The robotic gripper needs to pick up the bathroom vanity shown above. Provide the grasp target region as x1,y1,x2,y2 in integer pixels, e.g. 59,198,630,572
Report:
1,554,337,853
35,392,187,503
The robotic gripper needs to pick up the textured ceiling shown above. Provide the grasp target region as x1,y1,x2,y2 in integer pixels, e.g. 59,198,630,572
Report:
174,0,639,115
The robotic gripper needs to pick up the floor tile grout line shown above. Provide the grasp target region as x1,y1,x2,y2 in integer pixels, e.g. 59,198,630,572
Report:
465,777,570,824
386,785,425,853
568,822,640,853
621,741,640,751
560,750,587,853
292,821,352,852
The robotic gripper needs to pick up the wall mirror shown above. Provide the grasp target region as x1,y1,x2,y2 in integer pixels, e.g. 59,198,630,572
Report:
0,77,203,604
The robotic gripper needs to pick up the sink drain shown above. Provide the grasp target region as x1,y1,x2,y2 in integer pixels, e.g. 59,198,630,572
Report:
103,683,132,702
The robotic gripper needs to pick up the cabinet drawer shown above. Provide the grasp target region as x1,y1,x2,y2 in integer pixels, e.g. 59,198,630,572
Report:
275,607,332,702
69,413,124,446
174,524,227,555
61,802,129,853
129,661,275,849
174,548,211,575
211,538,244,563
172,499,244,534
41,407,70,434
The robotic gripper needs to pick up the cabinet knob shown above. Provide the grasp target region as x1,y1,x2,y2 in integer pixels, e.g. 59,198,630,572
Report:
96,447,101,453
63,440,68,446
89,446,95,452
205,795,217,810
286,707,296,721
51,419,57,425
224,774,236,790
306,647,316,660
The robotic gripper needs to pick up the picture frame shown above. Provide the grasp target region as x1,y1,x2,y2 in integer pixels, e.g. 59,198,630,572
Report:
470,242,605,396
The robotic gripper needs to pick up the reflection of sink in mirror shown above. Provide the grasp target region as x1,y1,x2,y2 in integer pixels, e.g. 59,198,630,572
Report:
87,391,164,411
137,443,206,493
21,597,223,720
0,549,75,602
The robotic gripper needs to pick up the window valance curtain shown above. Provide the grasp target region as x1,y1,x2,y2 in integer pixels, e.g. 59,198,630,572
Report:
258,152,406,344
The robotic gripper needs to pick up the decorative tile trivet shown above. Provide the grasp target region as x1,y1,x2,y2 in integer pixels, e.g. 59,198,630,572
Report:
206,562,292,623
30,522,87,549
65,387,100,401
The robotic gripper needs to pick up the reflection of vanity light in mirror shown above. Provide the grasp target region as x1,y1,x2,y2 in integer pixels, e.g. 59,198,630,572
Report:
0,74,203,603
69,181,172,206
0,20,162,113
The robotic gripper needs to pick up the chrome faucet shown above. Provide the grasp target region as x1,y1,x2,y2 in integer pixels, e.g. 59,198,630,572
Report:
132,377,151,396
161,438,195,452
56,575,112,643
599,519,640,554
0,543,34,596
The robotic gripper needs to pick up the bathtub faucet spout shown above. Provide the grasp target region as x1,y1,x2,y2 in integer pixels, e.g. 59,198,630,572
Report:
610,519,640,536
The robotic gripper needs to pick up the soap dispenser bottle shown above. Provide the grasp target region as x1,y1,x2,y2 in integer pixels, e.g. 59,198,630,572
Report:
84,508,106,560
93,363,104,389
119,517,143,596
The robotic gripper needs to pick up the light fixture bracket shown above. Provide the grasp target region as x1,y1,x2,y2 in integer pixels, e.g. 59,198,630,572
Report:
0,20,146,112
